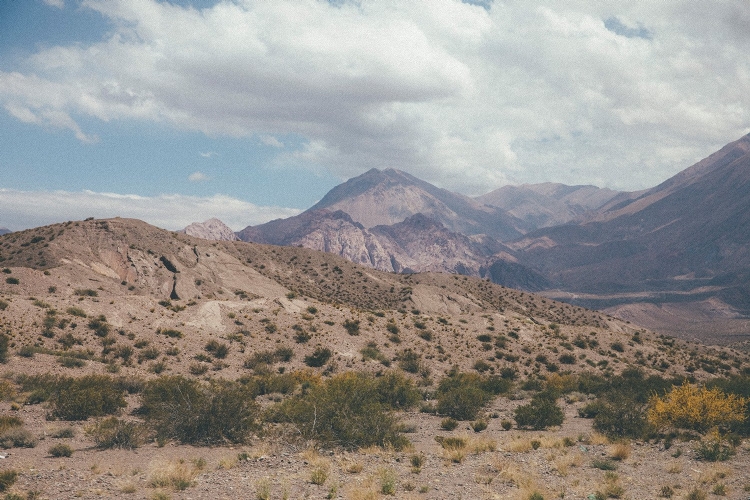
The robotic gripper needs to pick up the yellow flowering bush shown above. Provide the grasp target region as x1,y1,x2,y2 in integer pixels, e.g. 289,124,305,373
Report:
647,383,747,433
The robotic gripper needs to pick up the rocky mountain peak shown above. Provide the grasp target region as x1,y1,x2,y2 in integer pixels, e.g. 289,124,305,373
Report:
180,218,238,241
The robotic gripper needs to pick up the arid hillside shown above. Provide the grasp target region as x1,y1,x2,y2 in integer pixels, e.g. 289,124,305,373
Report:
0,218,748,500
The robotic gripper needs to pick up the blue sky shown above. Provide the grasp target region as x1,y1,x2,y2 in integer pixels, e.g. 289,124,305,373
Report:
1,0,749,231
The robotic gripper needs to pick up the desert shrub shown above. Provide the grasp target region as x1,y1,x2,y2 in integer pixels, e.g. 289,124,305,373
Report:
440,417,459,430
559,353,576,365
591,458,617,470
272,372,410,450
361,342,385,362
0,428,37,449
274,346,294,362
18,344,36,358
397,349,421,374
0,417,22,435
471,420,488,432
157,328,183,339
74,288,97,297
0,335,7,363
139,376,259,445
48,443,73,457
514,394,564,430
204,340,229,359
189,362,209,376
66,306,87,317
0,469,17,492
648,383,747,434
590,369,674,439
685,488,707,500
693,429,735,461
87,315,110,337
86,417,144,449
706,375,750,435
435,371,507,421
0,300,7,311
343,319,360,335
5,278,19,285
374,371,421,410
304,346,332,367
437,384,489,421
48,375,127,421
59,356,86,368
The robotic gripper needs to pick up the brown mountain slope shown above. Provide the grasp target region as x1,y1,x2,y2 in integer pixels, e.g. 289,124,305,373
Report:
512,133,750,342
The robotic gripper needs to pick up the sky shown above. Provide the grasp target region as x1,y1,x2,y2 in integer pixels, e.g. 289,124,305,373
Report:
1,0,749,231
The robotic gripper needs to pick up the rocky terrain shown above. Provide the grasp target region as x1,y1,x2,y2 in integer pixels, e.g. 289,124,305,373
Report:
0,218,748,499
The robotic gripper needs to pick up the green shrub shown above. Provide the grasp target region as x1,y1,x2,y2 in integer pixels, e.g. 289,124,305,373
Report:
86,417,144,449
157,328,183,339
48,443,73,457
514,394,564,430
435,372,505,421
74,288,97,297
693,430,735,461
373,371,421,410
343,319,360,335
304,346,332,367
272,372,410,450
396,349,421,374
204,340,229,359
66,307,87,317
87,315,110,337
471,420,488,432
591,458,617,470
140,376,259,445
48,375,126,421
4,278,19,285
59,356,86,368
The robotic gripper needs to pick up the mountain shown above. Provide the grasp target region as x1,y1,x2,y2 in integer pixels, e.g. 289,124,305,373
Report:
513,133,750,342
308,168,525,240
180,217,238,241
476,183,622,229
238,209,519,277
0,228,10,235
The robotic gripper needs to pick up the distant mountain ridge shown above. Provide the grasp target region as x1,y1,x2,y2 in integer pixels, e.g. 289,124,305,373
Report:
231,133,750,343
0,228,10,236
476,182,622,229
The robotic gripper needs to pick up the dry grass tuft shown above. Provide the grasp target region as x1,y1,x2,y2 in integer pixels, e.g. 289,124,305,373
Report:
610,442,631,461
148,460,199,491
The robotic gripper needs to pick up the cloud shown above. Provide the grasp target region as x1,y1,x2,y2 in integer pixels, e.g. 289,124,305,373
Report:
1,1,749,193
260,135,284,148
42,0,65,8
0,188,300,232
198,151,217,158
188,171,209,182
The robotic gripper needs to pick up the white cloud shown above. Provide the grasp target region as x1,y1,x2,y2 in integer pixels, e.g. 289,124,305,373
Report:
43,0,65,8
0,188,300,232
1,1,749,193
188,171,209,182
198,151,217,158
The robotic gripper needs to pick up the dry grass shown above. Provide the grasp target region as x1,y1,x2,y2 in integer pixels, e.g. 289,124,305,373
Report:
148,459,199,491
553,451,584,476
610,442,631,461
665,461,683,474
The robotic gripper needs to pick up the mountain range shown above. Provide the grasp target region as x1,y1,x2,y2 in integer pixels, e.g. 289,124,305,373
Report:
226,133,750,344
